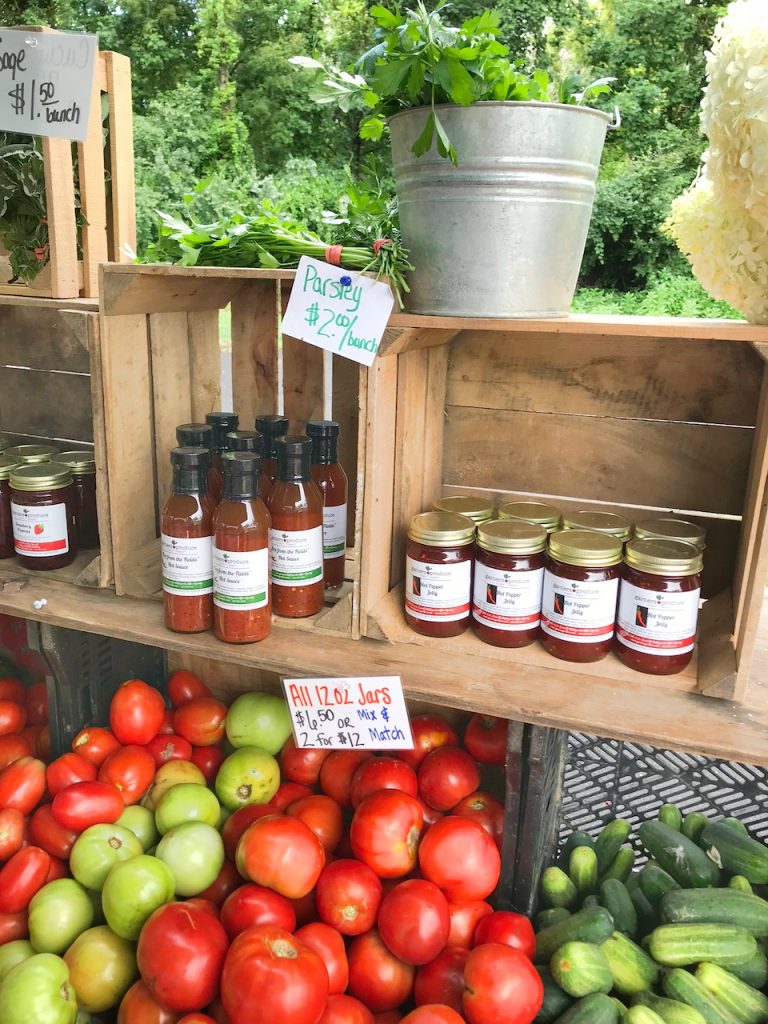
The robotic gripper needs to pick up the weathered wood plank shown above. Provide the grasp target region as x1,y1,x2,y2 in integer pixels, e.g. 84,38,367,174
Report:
0,306,92,372
188,310,223,420
148,313,192,516
230,280,279,426
0,367,93,442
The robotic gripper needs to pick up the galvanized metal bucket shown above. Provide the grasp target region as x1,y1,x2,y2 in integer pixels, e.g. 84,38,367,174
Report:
389,102,613,318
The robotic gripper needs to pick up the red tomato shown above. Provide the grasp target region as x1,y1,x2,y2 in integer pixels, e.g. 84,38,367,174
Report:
222,803,279,861
221,925,329,1024
401,1009,464,1024
315,859,383,936
110,679,166,746
118,980,180,1024
0,845,50,912
419,818,500,902
34,725,51,762
99,744,156,804
51,780,124,832
280,737,329,785
173,697,227,746
473,911,535,959
45,855,69,882
0,700,26,736
46,751,98,796
347,928,415,1013
287,794,343,852
191,745,226,784
137,900,229,1012
294,921,346,993
0,755,45,813
0,910,28,943
146,732,194,766
72,725,121,766
417,747,480,812
271,781,313,812
168,669,212,706
350,758,418,809
373,1015,402,1024
350,790,423,879
220,883,296,938
414,947,468,1012
320,751,372,807
291,888,319,928
0,807,25,861
463,943,543,1024
180,1017,217,1024
28,804,78,860
159,709,176,734
0,678,25,705
236,815,325,899
24,682,48,726
196,859,242,906
398,716,458,770
0,733,32,770
207,998,232,1024
416,798,443,830
452,791,504,847
446,902,494,949
463,715,507,766
320,995,373,1024
377,879,450,966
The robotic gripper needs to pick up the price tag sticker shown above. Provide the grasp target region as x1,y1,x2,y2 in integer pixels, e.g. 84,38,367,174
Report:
0,28,98,142
281,255,395,367
283,676,414,750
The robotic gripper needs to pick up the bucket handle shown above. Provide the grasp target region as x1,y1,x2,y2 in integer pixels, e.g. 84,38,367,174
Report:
608,106,621,131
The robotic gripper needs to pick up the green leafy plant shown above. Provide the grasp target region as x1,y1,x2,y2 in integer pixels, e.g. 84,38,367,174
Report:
0,137,52,284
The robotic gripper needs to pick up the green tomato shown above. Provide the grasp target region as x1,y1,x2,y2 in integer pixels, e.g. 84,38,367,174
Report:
63,926,137,1014
0,953,77,1024
225,692,293,753
116,805,159,851
214,746,280,811
76,1013,91,1024
155,821,224,896
0,940,35,982
29,880,94,956
154,782,221,835
102,854,175,941
69,824,143,891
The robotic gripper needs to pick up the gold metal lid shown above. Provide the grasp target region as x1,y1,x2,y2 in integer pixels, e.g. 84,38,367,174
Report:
408,511,476,547
562,509,632,541
625,538,703,576
634,517,706,551
0,456,21,482
433,495,494,524
497,501,562,532
10,463,73,491
5,444,58,465
477,519,547,555
55,451,96,474
548,528,623,567
0,437,10,453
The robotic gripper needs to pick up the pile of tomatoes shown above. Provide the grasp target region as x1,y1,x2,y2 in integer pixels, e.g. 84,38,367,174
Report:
0,670,543,1024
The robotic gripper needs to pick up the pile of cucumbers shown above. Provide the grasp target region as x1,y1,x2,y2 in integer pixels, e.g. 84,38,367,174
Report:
534,806,768,1024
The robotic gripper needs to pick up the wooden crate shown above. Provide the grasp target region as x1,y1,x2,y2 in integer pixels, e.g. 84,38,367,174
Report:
0,294,113,587
360,315,768,705
99,264,366,638
0,50,135,300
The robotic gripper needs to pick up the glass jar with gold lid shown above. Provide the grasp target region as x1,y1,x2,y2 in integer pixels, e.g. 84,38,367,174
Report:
433,495,494,525
0,437,10,454
5,444,58,465
10,463,78,570
562,510,632,542
405,512,475,638
541,529,622,663
497,500,562,533
55,451,99,549
0,456,21,559
633,517,705,551
616,538,703,676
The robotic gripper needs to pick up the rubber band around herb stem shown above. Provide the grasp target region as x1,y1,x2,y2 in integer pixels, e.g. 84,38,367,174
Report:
324,245,343,266
373,238,392,255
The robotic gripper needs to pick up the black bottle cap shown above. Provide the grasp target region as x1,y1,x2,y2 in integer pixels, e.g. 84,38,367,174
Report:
307,420,340,465
170,446,210,495
176,423,213,452
276,435,312,482
227,429,263,455
206,412,239,453
255,415,289,459
223,452,261,500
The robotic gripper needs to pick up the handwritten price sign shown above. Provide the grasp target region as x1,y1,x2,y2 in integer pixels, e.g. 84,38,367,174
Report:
283,676,414,750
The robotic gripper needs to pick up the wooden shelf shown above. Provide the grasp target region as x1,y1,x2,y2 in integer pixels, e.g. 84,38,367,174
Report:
1,569,766,766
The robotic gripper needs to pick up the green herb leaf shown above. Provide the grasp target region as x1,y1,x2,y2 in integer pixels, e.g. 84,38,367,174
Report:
373,57,417,97
433,112,457,164
360,115,386,141
432,56,475,106
411,111,436,157
370,4,401,28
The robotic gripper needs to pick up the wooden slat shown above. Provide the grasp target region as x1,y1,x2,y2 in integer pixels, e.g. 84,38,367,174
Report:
148,313,192,516
378,326,460,357
188,310,223,420
0,367,92,442
230,280,279,426
282,329,324,428
0,295,97,313
104,52,136,263
332,357,362,547
85,315,113,587
734,366,768,640
42,137,79,299
102,268,241,317
77,57,109,296
696,588,737,698
0,305,91,372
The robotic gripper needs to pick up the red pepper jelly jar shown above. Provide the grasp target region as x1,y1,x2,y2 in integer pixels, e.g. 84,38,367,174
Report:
541,529,622,663
404,512,475,638
616,538,703,675
472,520,547,648
10,463,78,570
0,456,22,559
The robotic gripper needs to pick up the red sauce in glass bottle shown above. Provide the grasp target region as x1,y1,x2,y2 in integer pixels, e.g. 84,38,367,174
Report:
0,456,21,559
268,435,324,617
616,538,702,675
213,453,271,644
56,451,99,549
472,519,547,648
404,512,475,638
10,463,78,570
161,447,214,633
541,529,622,663
176,423,222,506
307,420,348,592
206,411,239,472
256,415,289,488
228,429,273,505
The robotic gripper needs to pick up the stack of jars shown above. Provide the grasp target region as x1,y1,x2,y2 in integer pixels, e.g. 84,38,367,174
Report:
404,496,705,677
161,412,348,645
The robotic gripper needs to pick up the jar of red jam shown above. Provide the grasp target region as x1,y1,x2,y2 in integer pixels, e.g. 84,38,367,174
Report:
405,512,475,638
10,463,78,570
497,500,562,533
0,456,21,559
56,451,99,549
616,538,703,675
541,529,622,663
633,517,706,551
5,444,58,465
433,495,494,525
562,510,632,543
472,519,547,648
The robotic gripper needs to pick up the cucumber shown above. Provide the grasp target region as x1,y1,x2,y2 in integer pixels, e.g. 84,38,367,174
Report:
649,924,757,967
541,867,580,910
600,879,638,937
695,962,768,1024
726,948,768,989
640,863,681,909
536,966,574,1023
535,906,616,963
595,820,632,875
582,895,600,910
550,941,613,997
628,1008,666,1024
663,969,741,1024
700,822,768,885
633,993,707,1024
659,805,683,831
553,993,620,1024
727,876,753,895
722,818,749,837
630,885,658,937
612,998,629,1020
537,908,572,931
639,821,721,889
600,931,659,995
570,847,599,896
683,813,710,844
602,846,637,884
660,888,768,937
560,831,596,868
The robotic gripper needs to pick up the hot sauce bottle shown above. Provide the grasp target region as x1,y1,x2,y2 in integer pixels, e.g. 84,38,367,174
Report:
161,447,214,634
213,453,271,644
176,423,222,505
307,420,348,592
255,415,288,487
206,412,239,471
268,435,324,617
228,429,272,504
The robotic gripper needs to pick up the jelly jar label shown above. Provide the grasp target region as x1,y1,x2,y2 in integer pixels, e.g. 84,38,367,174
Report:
213,546,269,611
405,557,471,622
472,565,544,631
616,581,701,656
322,503,347,559
11,502,69,556
161,534,213,595
270,526,323,587
541,571,618,643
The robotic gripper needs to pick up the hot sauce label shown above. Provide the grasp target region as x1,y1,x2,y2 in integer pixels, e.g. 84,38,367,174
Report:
11,502,69,556
322,503,347,559
472,565,544,631
161,534,213,595
213,546,269,611
405,557,471,622
270,526,323,587
541,571,618,643
616,582,700,656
